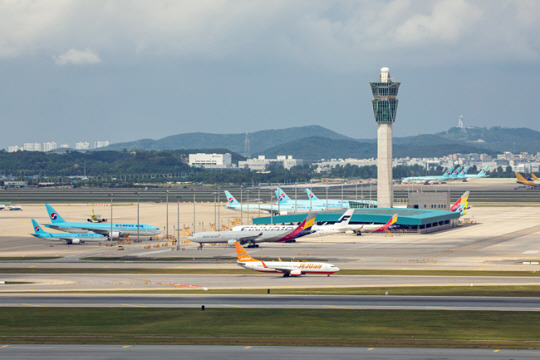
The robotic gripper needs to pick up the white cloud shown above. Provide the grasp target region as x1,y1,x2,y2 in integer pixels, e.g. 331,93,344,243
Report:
0,1,539,69
53,48,101,65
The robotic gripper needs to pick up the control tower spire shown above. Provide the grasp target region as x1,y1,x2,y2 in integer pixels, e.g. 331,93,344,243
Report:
370,67,400,208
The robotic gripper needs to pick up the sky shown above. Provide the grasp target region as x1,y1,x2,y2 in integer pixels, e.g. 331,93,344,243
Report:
1,0,540,149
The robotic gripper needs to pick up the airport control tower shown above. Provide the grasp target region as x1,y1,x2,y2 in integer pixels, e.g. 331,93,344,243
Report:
370,67,400,208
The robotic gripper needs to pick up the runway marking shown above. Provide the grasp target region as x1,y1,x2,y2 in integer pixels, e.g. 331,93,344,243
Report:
122,304,148,308
122,346,132,348
244,346,252,349
23,304,46,307
367,348,374,350
28,265,35,268
224,305,248,308
493,349,499,352
103,266,110,268
1,345,10,348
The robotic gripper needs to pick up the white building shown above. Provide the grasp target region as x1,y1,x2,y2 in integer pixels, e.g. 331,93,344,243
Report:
189,153,232,169
75,142,90,150
238,155,303,171
7,145,21,153
94,140,110,149
60,144,70,149
43,141,58,152
23,142,41,151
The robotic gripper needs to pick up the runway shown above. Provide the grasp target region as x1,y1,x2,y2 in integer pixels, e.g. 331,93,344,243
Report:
1,294,540,311
2,273,540,291
1,345,539,360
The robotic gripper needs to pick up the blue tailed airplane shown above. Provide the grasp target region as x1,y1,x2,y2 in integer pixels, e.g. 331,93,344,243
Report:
44,204,161,239
31,219,108,244
224,191,327,215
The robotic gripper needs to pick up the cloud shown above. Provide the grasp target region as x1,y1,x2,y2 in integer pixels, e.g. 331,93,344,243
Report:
53,48,101,65
1,1,539,69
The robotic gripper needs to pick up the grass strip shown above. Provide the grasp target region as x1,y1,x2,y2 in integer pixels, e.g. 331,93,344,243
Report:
0,308,539,348
1,268,540,277
0,257,61,261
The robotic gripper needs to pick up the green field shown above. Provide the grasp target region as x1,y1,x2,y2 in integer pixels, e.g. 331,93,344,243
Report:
1,308,539,348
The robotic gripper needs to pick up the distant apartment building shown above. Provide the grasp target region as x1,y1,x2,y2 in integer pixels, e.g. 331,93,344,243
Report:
7,145,21,153
23,142,41,151
189,153,232,169
43,141,58,152
75,142,90,150
238,155,303,171
60,144,70,149
94,140,110,149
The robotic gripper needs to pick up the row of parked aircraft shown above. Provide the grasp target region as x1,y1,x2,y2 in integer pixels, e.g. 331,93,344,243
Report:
189,190,471,248
225,187,377,215
31,204,161,244
515,173,540,188
402,166,489,184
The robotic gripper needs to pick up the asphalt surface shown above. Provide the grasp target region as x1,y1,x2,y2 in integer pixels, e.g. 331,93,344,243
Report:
1,294,540,311
1,345,539,360
2,273,540,291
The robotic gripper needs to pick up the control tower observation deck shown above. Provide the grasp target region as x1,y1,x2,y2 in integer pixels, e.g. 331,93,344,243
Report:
370,67,400,208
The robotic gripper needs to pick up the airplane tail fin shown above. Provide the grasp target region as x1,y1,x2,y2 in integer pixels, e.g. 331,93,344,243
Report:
374,214,398,233
234,242,258,262
458,167,470,178
305,188,319,201
441,167,454,178
280,213,317,242
335,209,354,226
532,174,540,181
450,191,470,212
457,201,468,216
224,191,241,206
45,204,65,223
31,219,50,237
451,167,462,178
275,187,292,203
477,166,489,177
515,172,530,184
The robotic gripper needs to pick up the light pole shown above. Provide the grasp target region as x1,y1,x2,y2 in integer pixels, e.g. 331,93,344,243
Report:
326,186,329,209
176,195,181,251
217,188,221,230
136,191,140,243
240,186,244,225
109,193,113,246
341,183,344,208
192,189,196,233
166,190,169,239
213,192,217,229
258,185,261,218
294,185,297,214
246,190,251,224
270,190,274,225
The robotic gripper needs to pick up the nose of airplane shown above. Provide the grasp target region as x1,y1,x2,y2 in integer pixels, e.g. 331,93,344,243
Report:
187,235,195,241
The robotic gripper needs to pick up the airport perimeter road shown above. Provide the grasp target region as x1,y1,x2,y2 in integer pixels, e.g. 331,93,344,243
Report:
2,273,540,291
1,345,540,360
1,294,540,311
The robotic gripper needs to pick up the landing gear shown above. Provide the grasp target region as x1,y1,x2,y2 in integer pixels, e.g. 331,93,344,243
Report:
247,241,259,248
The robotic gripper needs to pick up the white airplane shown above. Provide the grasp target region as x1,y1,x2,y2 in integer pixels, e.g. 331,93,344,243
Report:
309,209,355,236
188,213,317,248
224,190,327,215
234,242,340,277
343,214,398,236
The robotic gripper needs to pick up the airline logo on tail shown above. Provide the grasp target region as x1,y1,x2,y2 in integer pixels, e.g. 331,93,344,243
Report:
34,225,40,232
374,214,398,233
224,191,240,205
50,212,58,220
450,191,470,212
235,242,257,262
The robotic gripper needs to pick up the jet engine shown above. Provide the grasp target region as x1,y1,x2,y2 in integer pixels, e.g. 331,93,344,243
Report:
227,240,237,247
108,231,121,239
71,238,81,244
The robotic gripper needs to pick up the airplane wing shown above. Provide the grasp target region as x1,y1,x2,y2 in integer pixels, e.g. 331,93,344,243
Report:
235,233,264,244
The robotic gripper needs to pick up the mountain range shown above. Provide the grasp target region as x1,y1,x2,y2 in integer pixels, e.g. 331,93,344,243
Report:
103,125,540,161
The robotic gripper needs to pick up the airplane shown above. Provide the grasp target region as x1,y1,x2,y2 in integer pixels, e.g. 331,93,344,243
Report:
9,205,22,211
463,166,489,179
309,209,355,236
401,167,454,183
88,204,107,223
31,219,108,244
188,213,317,248
532,174,540,181
276,187,376,209
224,190,328,215
0,204,5,210
305,188,377,207
515,172,540,187
44,204,161,239
341,214,398,236
234,242,340,277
